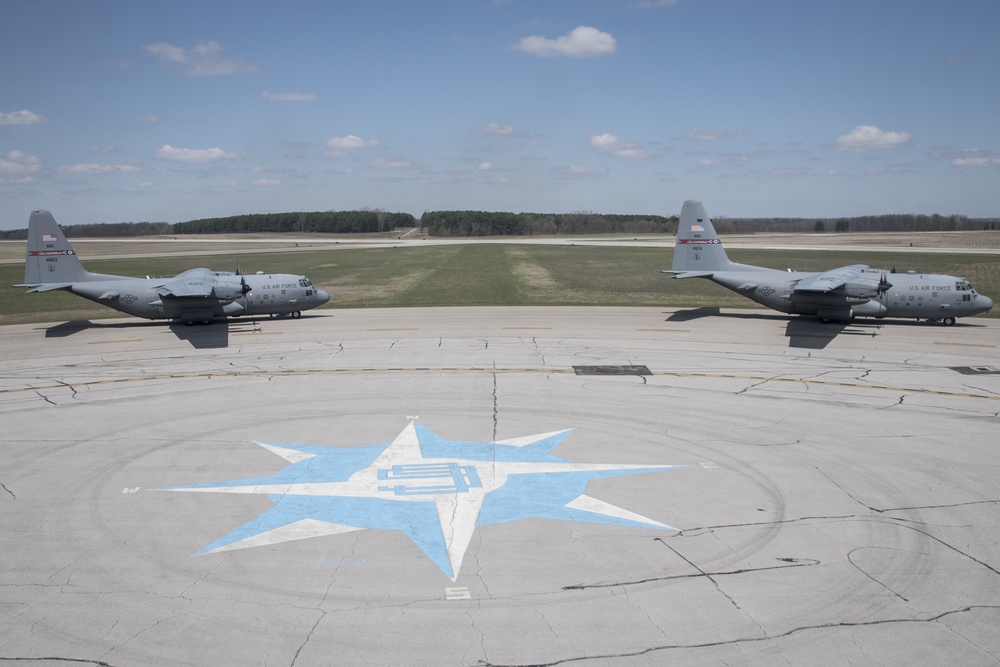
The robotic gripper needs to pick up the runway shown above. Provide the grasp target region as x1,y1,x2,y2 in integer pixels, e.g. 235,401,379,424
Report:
1,307,998,666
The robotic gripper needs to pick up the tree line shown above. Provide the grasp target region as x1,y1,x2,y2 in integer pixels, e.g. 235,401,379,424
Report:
0,221,174,240
714,213,987,234
172,209,418,235
1,209,995,240
421,211,677,236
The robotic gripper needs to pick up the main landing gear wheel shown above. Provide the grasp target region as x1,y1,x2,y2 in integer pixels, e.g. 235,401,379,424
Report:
943,317,956,326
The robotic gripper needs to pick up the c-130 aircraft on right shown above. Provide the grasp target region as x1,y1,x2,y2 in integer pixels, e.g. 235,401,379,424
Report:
666,200,993,325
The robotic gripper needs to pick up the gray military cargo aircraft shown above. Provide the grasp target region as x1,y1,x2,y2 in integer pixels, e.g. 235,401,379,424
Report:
666,200,993,325
17,210,330,324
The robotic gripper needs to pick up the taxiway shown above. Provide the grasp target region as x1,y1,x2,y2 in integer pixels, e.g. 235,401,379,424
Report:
1,307,998,666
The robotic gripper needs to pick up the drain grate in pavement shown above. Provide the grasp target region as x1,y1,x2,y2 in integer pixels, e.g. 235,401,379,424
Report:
951,366,999,375
573,365,651,376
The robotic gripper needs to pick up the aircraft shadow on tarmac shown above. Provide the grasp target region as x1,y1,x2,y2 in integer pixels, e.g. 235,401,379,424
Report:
668,307,993,349
43,319,245,349
667,307,894,350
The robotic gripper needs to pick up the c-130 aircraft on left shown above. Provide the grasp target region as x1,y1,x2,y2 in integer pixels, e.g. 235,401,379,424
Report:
17,210,330,324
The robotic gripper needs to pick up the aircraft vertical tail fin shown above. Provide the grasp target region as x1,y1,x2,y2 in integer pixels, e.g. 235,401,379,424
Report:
670,200,737,274
22,210,90,285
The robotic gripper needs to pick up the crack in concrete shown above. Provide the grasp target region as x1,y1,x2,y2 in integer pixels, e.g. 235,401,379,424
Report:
563,556,820,591
290,611,326,667
474,605,1000,667
0,657,119,666
650,537,745,613
0,482,15,500
680,495,1000,581
847,547,910,602
492,369,499,442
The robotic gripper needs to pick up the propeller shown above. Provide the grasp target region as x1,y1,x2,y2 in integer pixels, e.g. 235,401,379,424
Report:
241,274,251,295
877,272,893,295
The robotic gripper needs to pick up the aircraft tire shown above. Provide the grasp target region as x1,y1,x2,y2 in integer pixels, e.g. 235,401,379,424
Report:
943,317,956,326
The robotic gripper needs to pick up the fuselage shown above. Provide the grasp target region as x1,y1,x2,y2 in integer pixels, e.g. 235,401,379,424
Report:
668,200,993,325
67,270,330,322
709,267,993,323
20,210,330,324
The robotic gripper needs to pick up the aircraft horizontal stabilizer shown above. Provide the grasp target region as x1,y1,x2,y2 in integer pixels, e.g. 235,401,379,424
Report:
16,283,74,293
662,270,716,279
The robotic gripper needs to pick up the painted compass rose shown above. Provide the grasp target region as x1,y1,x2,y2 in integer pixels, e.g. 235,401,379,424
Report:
160,421,680,580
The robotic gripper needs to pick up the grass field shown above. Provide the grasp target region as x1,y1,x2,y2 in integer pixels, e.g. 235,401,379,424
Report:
2,242,997,325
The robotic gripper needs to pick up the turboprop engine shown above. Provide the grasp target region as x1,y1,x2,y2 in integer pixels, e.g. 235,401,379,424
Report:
211,276,251,302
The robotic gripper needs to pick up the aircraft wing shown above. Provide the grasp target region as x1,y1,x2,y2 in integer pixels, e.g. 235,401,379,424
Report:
155,268,248,303
157,270,215,298
792,265,869,293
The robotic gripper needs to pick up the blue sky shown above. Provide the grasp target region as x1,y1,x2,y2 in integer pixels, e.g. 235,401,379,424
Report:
2,0,998,228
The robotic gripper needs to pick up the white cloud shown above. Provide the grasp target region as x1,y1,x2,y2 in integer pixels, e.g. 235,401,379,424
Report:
589,132,648,158
474,123,515,136
512,26,616,58
371,158,421,170
327,135,379,150
155,145,242,163
685,128,731,142
478,162,494,171
262,90,318,102
252,178,281,187
952,157,1000,167
936,148,1000,168
0,150,43,174
325,135,380,159
143,41,258,76
834,125,912,152
58,162,142,175
0,110,49,125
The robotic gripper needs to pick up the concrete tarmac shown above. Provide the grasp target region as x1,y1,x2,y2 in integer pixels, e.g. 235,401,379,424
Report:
1,307,998,666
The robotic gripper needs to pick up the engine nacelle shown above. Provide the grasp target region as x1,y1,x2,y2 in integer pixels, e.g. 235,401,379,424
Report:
853,300,888,317
842,279,880,300
816,307,854,322
212,279,246,302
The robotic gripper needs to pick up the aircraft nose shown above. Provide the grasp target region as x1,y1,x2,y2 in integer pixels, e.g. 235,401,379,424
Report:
316,289,330,306
978,294,993,313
